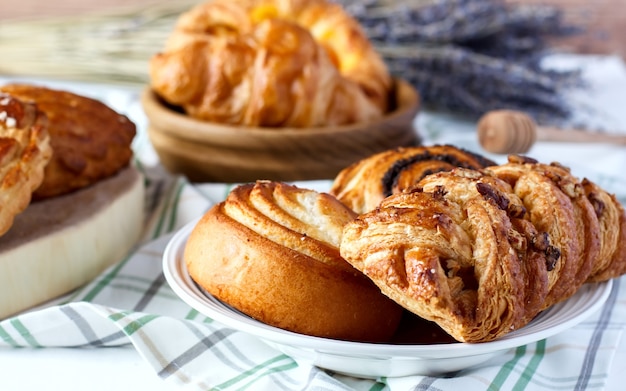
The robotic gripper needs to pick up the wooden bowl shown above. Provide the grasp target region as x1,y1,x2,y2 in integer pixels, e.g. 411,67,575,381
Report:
141,78,420,183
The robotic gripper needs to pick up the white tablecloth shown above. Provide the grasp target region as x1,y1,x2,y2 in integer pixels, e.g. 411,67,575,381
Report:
1,54,626,391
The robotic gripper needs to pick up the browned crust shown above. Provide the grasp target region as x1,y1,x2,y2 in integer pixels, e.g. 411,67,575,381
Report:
339,155,626,343
0,93,51,236
582,179,626,282
340,169,541,343
149,0,391,127
184,181,404,342
488,157,601,308
0,84,136,200
330,145,497,214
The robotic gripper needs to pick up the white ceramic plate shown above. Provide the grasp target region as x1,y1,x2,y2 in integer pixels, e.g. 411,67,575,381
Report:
163,220,613,379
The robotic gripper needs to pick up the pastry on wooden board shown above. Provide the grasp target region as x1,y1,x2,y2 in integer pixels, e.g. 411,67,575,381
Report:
0,84,143,319
0,93,51,236
0,83,136,200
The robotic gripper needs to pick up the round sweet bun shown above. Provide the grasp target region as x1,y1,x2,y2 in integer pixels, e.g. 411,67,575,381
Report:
184,181,404,343
0,166,144,319
0,83,136,200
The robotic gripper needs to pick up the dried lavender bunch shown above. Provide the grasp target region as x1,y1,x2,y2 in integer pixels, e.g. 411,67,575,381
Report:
337,0,582,124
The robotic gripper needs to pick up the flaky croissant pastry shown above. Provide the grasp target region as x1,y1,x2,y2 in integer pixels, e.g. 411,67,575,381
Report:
486,156,600,309
487,155,626,290
150,0,391,127
330,145,497,214
341,168,550,342
0,93,52,236
580,178,626,282
340,157,626,343
184,180,403,342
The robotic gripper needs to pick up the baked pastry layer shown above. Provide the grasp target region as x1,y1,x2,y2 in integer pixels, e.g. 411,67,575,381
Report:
580,178,626,281
330,145,497,214
0,93,52,236
150,0,391,127
339,154,626,343
340,169,541,342
0,84,136,200
184,180,403,342
486,156,601,309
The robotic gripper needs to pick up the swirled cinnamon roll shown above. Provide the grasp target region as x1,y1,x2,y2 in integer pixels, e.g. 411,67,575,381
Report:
184,180,404,342
330,145,497,214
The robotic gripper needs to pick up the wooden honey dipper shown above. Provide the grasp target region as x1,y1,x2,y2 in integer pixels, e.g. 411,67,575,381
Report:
477,110,626,154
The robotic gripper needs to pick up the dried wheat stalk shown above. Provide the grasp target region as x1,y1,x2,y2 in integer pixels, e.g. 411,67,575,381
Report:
0,0,582,123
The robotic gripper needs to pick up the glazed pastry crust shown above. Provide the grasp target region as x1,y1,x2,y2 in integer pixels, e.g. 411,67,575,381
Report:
487,156,601,308
0,84,136,200
330,145,497,214
417,168,551,323
338,152,625,343
184,180,403,342
183,147,626,344
340,169,547,342
150,0,391,127
580,179,626,281
0,93,52,236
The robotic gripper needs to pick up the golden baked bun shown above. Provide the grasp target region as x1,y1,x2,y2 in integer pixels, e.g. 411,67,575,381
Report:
330,145,497,214
0,93,52,236
340,168,553,343
184,180,404,342
0,84,136,200
150,0,391,127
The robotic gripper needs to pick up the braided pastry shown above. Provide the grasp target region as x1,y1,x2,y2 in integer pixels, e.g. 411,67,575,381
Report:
340,153,625,342
184,180,403,342
330,145,497,214
581,178,626,282
0,93,52,236
488,155,626,288
150,0,391,127
341,168,552,342
486,156,602,308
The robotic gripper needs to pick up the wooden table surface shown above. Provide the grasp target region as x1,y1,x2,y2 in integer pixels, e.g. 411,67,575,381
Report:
508,0,626,58
1,0,624,57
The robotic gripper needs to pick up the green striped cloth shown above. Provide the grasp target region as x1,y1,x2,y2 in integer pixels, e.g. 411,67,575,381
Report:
0,170,624,391
0,73,625,390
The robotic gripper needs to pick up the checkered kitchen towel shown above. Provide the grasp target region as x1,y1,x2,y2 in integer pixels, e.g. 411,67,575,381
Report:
1,169,625,391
